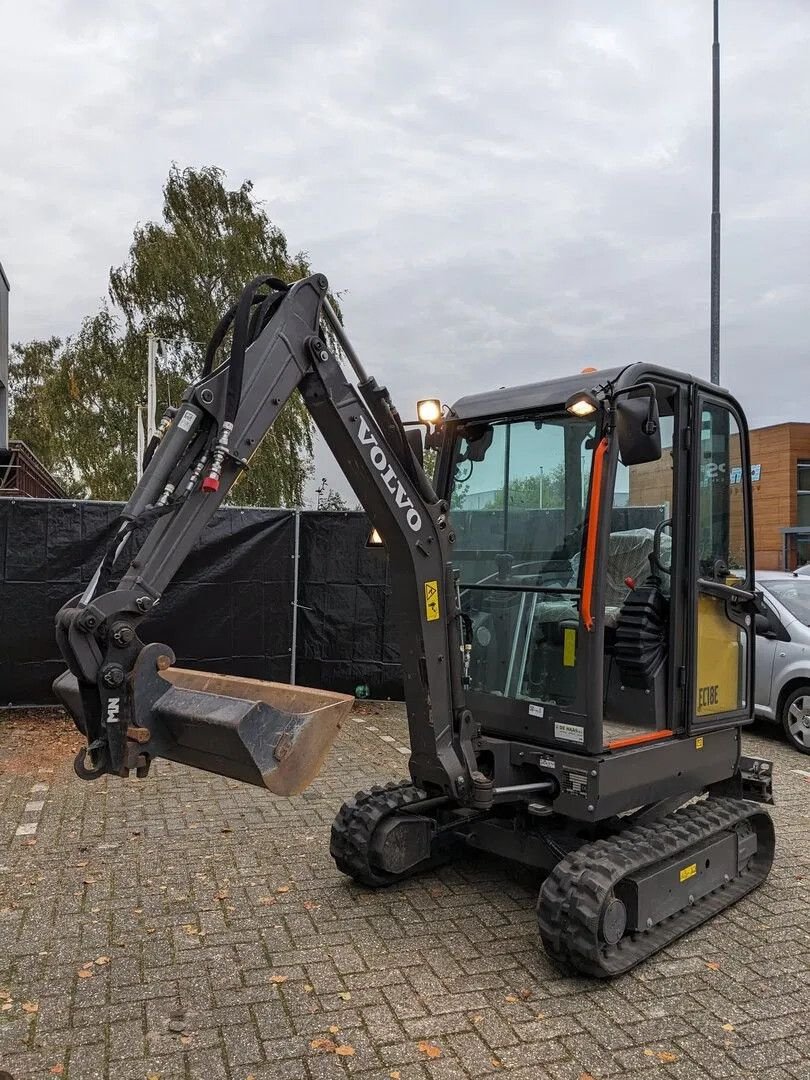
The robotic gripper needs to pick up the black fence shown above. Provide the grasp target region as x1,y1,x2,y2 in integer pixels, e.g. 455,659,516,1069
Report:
0,499,402,706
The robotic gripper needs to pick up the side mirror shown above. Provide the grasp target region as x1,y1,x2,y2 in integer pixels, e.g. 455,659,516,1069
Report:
405,426,424,468
615,385,662,467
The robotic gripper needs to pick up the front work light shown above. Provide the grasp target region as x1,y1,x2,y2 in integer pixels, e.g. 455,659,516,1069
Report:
565,390,601,418
417,398,443,426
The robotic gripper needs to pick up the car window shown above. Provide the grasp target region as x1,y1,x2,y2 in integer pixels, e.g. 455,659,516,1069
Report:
762,581,810,625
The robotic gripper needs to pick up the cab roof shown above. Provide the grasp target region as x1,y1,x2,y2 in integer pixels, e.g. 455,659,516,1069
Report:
448,363,728,423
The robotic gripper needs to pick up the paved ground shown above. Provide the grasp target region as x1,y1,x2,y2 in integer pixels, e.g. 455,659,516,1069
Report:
1,702,809,1080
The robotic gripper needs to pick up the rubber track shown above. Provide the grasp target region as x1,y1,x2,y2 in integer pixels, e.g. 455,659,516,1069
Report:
330,781,430,887
537,797,775,977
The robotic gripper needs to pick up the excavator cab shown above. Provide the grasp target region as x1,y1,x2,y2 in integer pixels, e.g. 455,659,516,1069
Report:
54,274,774,977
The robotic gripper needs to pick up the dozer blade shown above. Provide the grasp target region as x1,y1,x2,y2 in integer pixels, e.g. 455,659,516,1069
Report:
54,646,354,796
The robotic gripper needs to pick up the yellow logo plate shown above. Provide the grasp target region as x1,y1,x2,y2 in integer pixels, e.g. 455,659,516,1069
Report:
679,862,697,883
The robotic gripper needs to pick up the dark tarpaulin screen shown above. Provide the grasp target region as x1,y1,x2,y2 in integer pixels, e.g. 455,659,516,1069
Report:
295,512,401,697
0,500,296,705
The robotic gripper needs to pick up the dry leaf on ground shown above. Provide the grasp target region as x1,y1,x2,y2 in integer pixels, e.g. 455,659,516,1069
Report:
705,961,721,971
722,1023,735,1032
328,1025,340,1034
49,1066,64,1076
94,956,110,966
269,975,288,985
21,1001,39,1013
335,1046,355,1057
417,1041,442,1059
310,1037,337,1052
338,991,351,1000
657,1051,679,1063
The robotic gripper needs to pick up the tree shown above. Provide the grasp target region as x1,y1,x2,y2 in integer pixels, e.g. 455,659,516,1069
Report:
315,477,350,511
10,165,316,506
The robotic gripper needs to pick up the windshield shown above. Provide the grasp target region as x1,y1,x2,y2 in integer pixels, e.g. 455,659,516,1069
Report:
448,413,597,704
763,580,810,625
450,414,597,587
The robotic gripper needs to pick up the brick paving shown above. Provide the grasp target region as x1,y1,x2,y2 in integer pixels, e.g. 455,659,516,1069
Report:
1,703,809,1080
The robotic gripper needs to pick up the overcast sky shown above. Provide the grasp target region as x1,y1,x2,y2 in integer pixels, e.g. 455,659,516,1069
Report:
2,1,809,501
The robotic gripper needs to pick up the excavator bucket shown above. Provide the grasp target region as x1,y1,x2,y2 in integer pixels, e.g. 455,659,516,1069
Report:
54,655,354,796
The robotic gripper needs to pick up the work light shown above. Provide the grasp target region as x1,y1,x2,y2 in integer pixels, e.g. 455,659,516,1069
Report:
565,390,600,418
417,398,443,426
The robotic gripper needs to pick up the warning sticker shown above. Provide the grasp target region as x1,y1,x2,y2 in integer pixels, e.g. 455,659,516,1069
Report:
679,862,697,883
563,627,577,667
424,580,440,622
528,703,544,718
178,409,196,432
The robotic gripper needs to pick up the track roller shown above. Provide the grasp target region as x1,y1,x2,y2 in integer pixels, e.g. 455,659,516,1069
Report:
537,797,775,977
330,781,447,886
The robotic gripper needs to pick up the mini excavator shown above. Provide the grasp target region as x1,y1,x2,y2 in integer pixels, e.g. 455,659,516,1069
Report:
54,273,775,976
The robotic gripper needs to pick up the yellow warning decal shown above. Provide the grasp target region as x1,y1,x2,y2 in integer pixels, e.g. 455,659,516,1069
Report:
695,736,704,750
424,580,440,622
679,862,697,883
563,627,577,667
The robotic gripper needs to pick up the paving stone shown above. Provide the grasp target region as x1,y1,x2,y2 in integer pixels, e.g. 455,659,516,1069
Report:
0,707,807,1080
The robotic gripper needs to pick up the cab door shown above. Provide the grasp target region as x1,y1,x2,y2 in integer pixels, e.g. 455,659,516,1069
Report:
689,393,756,732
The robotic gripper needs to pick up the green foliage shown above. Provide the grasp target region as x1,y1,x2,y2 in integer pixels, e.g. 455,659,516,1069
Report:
10,165,316,505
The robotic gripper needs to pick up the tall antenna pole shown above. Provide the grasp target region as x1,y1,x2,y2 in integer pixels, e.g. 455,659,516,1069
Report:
710,0,721,384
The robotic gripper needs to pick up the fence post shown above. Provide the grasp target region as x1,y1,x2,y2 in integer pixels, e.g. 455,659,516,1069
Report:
290,509,301,684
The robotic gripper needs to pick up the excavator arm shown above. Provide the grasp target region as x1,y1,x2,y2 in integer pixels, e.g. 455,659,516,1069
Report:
54,273,474,800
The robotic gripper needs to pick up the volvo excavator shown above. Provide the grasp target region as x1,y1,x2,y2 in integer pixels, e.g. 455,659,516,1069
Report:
54,273,775,977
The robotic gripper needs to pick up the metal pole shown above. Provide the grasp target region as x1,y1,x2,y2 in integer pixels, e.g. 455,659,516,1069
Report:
710,0,721,384
136,405,145,481
289,510,301,684
147,334,158,441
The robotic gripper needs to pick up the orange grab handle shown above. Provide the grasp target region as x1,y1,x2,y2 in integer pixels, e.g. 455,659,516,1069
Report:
581,437,609,632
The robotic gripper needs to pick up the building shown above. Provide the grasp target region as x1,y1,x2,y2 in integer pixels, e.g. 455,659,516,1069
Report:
749,423,810,571
0,260,68,500
0,261,8,448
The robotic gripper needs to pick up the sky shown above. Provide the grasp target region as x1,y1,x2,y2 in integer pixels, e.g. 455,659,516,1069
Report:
2,0,809,503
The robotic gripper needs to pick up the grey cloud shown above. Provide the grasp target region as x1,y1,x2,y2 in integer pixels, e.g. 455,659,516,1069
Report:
2,0,808,500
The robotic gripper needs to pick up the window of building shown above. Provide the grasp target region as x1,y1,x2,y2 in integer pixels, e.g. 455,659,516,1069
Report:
798,461,810,527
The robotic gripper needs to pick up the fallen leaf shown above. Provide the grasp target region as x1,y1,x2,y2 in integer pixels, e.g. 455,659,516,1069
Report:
518,988,532,1000
304,984,314,993
180,1034,192,1046
146,927,156,934
643,1049,655,1057
705,961,721,971
147,1074,161,1080
182,924,200,936
258,896,277,906
579,1074,597,1080
1,1002,13,1011
335,1045,355,1057
472,1014,483,1024
417,1041,442,1059
310,1037,337,1052
338,991,351,1000
221,827,233,833
276,885,290,894
303,900,320,911
657,1051,679,1063
82,878,96,885
536,1012,546,1020
214,890,230,901
390,1072,401,1080
22,1001,39,1013
94,956,110,966
269,975,287,985
49,1066,64,1076
491,1058,504,1068
504,994,520,1004
77,969,94,979
722,1023,735,1032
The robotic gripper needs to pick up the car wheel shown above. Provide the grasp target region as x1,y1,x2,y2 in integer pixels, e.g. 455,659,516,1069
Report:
781,686,810,754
